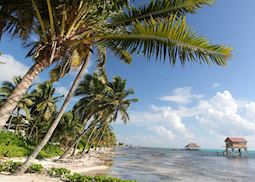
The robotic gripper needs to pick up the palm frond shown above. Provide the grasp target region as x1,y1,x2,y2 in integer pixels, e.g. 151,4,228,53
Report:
98,15,232,65
106,42,132,64
110,0,214,26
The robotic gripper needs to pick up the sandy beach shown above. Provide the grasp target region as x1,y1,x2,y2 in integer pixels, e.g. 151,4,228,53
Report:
0,173,63,182
0,148,113,182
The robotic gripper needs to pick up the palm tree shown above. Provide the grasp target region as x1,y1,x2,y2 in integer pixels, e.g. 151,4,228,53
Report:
0,0,231,129
51,112,82,149
0,0,231,173
59,73,109,159
27,81,63,139
60,73,137,158
80,76,137,155
0,76,33,131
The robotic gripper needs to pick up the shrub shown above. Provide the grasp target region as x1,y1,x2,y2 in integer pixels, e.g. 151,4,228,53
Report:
0,132,63,158
94,176,138,182
39,144,64,158
66,173,93,182
48,167,71,177
0,132,31,158
27,163,44,173
66,173,138,182
0,160,22,173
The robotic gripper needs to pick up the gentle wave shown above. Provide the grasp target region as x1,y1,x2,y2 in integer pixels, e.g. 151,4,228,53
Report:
83,147,255,182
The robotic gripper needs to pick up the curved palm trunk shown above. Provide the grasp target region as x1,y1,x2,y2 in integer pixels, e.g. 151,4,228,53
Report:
15,108,20,134
81,126,96,156
71,141,79,157
0,62,48,129
7,107,16,131
59,128,87,159
60,118,90,159
15,57,90,174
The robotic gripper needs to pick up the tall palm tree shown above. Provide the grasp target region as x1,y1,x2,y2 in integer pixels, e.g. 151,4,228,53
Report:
0,76,33,130
60,73,137,158
51,112,82,149
81,76,137,155
0,0,232,173
0,0,232,129
27,81,63,139
59,72,110,159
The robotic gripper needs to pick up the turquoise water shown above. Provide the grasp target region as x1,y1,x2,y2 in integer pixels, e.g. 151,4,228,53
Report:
85,147,255,182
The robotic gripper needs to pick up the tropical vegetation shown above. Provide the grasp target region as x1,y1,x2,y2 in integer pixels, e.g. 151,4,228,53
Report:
0,160,137,182
0,0,232,175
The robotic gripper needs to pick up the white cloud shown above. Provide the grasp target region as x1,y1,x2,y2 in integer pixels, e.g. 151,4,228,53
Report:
194,91,255,136
150,126,176,140
0,54,29,82
118,89,255,149
159,87,203,105
55,86,69,96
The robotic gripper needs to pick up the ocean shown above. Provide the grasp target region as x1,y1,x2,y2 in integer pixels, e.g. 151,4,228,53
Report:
84,147,255,182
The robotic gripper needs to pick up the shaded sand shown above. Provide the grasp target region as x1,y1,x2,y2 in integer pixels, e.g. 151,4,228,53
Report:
0,173,62,182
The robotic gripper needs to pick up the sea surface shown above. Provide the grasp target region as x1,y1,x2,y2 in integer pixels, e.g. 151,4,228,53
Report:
84,147,255,182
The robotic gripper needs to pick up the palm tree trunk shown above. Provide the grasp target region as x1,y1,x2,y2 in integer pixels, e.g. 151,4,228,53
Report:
59,128,87,159
7,106,16,131
71,141,79,157
15,108,20,134
15,57,90,174
0,62,48,129
28,120,39,139
81,126,96,156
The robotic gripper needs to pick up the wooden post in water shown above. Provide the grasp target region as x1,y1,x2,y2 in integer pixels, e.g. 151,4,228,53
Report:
224,137,248,157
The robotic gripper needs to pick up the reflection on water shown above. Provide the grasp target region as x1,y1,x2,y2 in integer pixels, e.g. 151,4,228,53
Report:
83,147,255,182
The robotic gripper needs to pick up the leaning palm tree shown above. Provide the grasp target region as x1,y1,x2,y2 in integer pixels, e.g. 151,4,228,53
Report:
0,0,232,173
0,0,231,129
51,111,82,149
0,76,33,130
27,81,63,139
60,73,137,158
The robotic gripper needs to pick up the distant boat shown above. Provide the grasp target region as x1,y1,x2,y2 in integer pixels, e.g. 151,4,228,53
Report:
185,143,200,151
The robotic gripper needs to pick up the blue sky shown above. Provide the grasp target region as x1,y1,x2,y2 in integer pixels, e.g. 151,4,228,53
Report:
1,0,255,149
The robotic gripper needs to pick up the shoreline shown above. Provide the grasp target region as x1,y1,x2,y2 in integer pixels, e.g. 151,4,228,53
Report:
0,148,114,182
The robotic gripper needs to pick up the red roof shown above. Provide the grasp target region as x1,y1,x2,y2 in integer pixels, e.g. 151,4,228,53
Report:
224,137,247,143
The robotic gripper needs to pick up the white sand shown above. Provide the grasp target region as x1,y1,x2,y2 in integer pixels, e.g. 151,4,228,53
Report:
0,148,114,182
0,173,62,182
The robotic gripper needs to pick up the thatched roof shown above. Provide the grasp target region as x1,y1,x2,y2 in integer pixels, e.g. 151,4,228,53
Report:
185,143,200,148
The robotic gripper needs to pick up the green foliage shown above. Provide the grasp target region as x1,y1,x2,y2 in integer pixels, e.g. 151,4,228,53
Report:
48,167,71,177
0,161,137,181
0,160,22,173
66,173,138,182
0,132,63,158
103,15,232,65
38,144,64,158
66,173,92,182
0,132,31,157
111,0,214,26
27,163,44,173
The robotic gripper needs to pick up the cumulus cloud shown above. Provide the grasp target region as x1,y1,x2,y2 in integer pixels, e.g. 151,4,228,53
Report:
159,87,204,105
0,54,29,82
118,89,255,149
150,126,175,140
194,91,255,136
